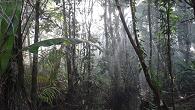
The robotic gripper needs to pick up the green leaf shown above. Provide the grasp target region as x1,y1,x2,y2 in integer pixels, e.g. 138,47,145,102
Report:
38,86,60,105
0,0,22,75
191,61,195,69
0,34,14,74
24,38,82,53
24,37,103,53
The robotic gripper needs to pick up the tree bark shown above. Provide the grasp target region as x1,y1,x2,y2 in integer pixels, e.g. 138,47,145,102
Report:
31,0,40,109
129,0,141,48
166,1,175,109
147,0,153,73
104,0,108,57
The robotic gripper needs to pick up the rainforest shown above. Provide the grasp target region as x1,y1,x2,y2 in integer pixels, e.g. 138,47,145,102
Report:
0,0,195,110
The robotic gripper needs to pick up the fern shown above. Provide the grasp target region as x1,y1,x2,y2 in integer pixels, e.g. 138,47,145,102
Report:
38,86,60,104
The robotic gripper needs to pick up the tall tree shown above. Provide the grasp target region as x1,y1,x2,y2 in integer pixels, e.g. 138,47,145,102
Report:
166,0,175,109
31,0,40,109
104,0,108,58
115,0,168,109
62,0,74,109
147,0,153,72
177,1,191,64
0,0,32,109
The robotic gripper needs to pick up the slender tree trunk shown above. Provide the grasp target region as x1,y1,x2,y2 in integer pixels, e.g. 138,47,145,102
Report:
68,1,74,96
129,0,141,48
86,24,92,110
15,9,32,110
147,0,153,73
62,0,70,77
108,1,121,110
192,1,195,17
15,13,25,110
166,1,175,110
104,0,108,57
31,0,40,109
154,1,160,80
72,0,78,88
27,31,32,67
63,0,71,107
115,0,168,109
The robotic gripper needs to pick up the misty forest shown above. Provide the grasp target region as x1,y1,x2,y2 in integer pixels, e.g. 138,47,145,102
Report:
1,0,195,110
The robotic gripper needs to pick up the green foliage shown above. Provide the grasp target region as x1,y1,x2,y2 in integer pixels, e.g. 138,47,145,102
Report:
176,61,195,93
95,71,111,86
150,70,162,89
24,38,82,53
143,101,157,110
38,74,50,85
170,8,179,33
0,36,14,73
191,61,195,68
25,38,102,53
0,1,22,74
40,5,63,32
39,47,65,85
38,86,60,104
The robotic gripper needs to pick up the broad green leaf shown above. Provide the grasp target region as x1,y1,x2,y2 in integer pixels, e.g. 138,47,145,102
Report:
24,38,103,53
0,0,22,74
25,38,82,53
0,33,14,74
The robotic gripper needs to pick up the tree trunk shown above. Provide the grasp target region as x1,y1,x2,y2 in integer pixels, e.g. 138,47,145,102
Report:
129,0,141,48
192,0,195,17
31,0,40,109
104,0,108,57
115,0,168,109
147,0,153,73
166,1,175,109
